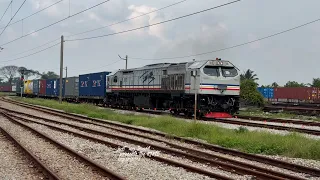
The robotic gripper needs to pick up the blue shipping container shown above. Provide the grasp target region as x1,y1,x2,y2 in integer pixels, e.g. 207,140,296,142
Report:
46,79,55,96
46,79,65,97
54,79,65,97
79,71,110,98
33,79,39,95
257,87,274,99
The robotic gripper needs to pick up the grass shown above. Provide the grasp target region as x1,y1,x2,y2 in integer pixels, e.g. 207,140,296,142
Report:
12,97,320,160
239,108,320,121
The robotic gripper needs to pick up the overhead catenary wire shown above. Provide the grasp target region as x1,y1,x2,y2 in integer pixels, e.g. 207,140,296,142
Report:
66,0,241,42
66,0,188,38
0,0,26,38
130,18,320,61
0,0,111,47
68,60,121,72
0,0,64,30
2,0,187,59
0,0,13,24
0,42,60,63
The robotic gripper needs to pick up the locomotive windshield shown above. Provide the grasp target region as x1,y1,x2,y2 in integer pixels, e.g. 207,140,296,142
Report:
203,66,220,76
221,67,238,77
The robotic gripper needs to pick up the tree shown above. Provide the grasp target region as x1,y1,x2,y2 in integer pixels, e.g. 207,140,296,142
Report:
271,82,279,88
284,81,306,87
41,71,59,79
240,79,264,106
18,67,41,80
0,65,19,85
311,78,320,87
240,69,259,82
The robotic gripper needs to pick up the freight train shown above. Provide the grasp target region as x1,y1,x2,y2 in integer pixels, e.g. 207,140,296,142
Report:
16,58,241,118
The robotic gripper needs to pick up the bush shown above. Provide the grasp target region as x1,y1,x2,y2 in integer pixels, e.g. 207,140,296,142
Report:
240,80,264,106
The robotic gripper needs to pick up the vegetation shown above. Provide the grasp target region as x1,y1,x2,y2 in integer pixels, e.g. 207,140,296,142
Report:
240,69,258,82
239,109,320,121
240,79,264,106
284,81,306,88
41,71,59,79
13,97,320,160
0,66,19,85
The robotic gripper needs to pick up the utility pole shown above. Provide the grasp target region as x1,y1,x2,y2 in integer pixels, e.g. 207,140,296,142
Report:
192,70,197,121
118,55,128,69
59,35,64,104
64,66,67,78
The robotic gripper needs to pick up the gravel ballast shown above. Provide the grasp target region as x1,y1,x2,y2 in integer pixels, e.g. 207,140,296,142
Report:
16,113,319,179
2,99,320,177
24,121,238,180
0,125,46,180
0,117,110,180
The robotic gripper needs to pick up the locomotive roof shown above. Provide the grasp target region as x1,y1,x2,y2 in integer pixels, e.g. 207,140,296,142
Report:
110,59,234,74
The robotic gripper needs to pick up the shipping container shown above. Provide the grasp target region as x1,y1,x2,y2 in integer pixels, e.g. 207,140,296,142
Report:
257,87,274,99
54,79,65,97
39,79,46,96
33,79,40,95
79,71,111,99
16,81,23,94
0,85,12,92
273,87,319,103
65,77,79,98
12,85,16,92
45,79,55,97
24,80,33,94
46,79,65,97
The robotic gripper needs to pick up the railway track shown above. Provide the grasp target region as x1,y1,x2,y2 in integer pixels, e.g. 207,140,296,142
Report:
1,97,320,179
95,101,320,135
0,125,59,180
0,112,125,180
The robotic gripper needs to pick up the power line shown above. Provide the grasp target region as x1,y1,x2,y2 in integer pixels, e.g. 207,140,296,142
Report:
0,0,64,30
1,38,60,59
68,60,121,72
2,0,186,59
66,0,188,38
67,0,241,42
0,0,12,24
0,42,60,63
130,18,320,61
0,0,26,38
0,0,111,47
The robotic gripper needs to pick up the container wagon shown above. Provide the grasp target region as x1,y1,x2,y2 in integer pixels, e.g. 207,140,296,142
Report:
79,71,111,104
39,79,46,97
16,81,23,95
24,80,33,95
0,85,12,92
45,79,65,98
65,77,79,101
273,87,319,103
33,79,40,96
257,87,274,100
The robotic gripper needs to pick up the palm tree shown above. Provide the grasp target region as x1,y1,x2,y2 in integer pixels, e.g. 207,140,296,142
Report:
240,69,259,82
271,82,279,88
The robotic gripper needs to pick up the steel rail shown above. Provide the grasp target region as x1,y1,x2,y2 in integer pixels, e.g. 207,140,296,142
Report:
0,121,60,180
1,107,310,180
2,97,320,177
1,112,126,180
3,110,233,180
1,106,311,180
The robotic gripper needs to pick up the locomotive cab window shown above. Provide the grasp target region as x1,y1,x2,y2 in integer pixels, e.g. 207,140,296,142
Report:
113,76,118,83
221,67,238,77
203,66,220,76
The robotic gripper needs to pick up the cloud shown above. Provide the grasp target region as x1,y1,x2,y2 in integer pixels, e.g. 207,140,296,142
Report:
152,21,230,61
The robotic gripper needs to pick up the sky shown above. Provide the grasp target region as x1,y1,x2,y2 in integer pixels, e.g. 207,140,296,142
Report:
0,0,319,86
